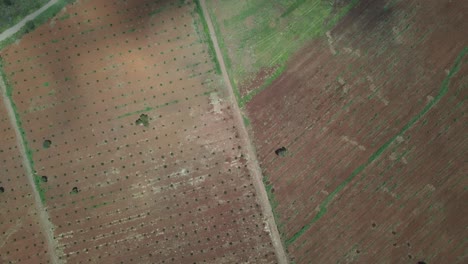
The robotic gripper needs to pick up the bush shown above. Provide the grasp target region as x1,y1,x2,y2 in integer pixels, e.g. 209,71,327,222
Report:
25,20,35,33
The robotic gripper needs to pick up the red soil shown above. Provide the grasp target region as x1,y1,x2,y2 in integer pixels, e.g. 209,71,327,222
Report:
246,0,467,263
0,99,50,263
1,0,277,262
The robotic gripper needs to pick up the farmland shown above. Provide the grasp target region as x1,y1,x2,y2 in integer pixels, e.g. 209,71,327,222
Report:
1,0,466,263
206,0,468,263
0,0,279,262
0,87,52,263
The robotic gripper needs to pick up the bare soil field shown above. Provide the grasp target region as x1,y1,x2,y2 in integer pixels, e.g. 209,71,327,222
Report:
241,0,467,263
0,98,50,263
0,0,278,262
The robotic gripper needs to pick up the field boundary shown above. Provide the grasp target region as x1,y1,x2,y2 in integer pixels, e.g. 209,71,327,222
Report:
198,0,289,263
285,46,468,246
0,1,77,262
0,62,60,263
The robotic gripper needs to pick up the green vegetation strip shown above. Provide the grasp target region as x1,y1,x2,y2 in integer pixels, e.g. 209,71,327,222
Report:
90,201,108,209
263,175,285,239
0,58,46,203
117,99,179,119
205,6,239,104
194,0,221,74
285,47,467,246
207,0,361,108
0,0,75,51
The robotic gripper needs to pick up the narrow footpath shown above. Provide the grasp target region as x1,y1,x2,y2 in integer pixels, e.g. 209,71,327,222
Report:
0,1,61,263
198,1,289,263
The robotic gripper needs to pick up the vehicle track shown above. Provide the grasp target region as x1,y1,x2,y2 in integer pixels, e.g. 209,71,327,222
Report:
198,1,289,263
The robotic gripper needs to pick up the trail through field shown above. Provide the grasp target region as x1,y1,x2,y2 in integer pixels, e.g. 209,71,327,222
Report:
0,72,60,263
0,0,57,42
199,0,289,263
0,1,62,263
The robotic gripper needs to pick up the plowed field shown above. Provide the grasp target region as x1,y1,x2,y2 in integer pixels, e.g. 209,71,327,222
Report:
0,0,278,262
241,0,467,263
0,93,51,264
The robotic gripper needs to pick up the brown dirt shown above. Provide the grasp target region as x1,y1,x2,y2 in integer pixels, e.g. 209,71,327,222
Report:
0,98,51,263
0,0,278,262
199,0,288,262
239,66,279,97
245,0,467,263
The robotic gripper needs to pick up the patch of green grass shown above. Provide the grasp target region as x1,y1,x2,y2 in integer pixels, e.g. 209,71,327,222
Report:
242,114,251,127
0,0,76,51
206,0,361,107
58,13,70,20
117,99,179,119
90,202,108,209
149,4,170,17
263,175,285,238
33,175,47,203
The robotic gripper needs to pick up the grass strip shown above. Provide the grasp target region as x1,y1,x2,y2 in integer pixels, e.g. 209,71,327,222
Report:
194,0,221,75
203,4,241,104
0,58,46,203
263,175,285,239
117,99,179,119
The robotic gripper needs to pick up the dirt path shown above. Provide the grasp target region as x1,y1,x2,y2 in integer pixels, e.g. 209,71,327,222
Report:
0,75,61,263
198,1,289,263
0,1,64,263
0,0,57,42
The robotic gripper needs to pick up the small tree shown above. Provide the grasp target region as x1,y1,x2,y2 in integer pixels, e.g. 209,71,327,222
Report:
3,0,13,6
43,139,52,149
25,20,35,33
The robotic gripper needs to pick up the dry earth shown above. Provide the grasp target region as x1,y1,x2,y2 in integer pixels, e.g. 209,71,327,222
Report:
244,0,467,263
0,0,280,262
